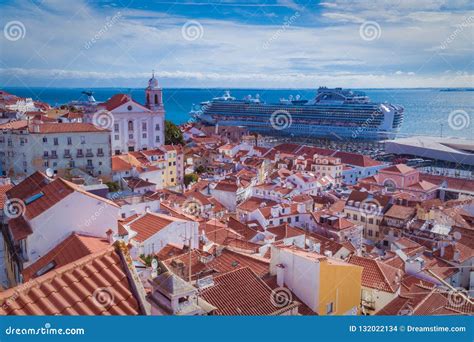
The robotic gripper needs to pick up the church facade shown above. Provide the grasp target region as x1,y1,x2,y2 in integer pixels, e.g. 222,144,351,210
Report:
95,74,165,154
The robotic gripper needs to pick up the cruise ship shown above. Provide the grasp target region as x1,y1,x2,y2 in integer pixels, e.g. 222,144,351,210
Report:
192,87,404,140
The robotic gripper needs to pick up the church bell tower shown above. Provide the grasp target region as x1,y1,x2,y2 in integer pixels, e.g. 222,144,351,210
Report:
145,71,163,110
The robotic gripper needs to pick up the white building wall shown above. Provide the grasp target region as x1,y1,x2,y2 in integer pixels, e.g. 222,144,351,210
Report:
270,246,320,311
24,191,119,266
139,220,199,256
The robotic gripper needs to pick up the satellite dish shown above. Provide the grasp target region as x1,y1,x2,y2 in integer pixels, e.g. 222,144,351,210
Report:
45,168,54,178
151,258,158,270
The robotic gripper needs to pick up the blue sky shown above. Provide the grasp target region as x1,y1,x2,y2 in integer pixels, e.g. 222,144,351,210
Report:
0,0,473,88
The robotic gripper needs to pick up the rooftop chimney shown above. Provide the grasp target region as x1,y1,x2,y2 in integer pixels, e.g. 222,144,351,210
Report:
276,263,285,287
106,229,114,244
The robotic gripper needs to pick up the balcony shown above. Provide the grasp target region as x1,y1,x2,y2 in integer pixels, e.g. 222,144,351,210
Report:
63,153,72,158
85,152,94,158
86,165,94,170
50,154,58,159
97,152,104,157
76,153,84,158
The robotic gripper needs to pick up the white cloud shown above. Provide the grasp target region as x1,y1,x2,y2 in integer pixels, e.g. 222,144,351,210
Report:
0,0,472,88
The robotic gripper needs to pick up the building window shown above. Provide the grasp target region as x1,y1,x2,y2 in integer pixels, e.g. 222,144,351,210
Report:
97,148,103,156
154,94,158,104
368,218,374,224
80,136,85,144
326,302,334,314
155,136,160,143
128,121,134,131
42,137,47,143
43,151,49,157
51,150,57,158
142,133,147,139
128,134,133,139
114,123,119,133
155,124,160,131
67,137,72,145
114,135,119,140
142,122,147,131
52,137,58,146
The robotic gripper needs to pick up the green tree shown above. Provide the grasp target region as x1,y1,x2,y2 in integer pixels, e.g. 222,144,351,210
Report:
165,120,184,145
105,181,120,192
184,173,199,186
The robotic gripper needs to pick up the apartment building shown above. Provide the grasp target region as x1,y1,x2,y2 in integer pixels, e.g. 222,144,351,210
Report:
0,121,112,179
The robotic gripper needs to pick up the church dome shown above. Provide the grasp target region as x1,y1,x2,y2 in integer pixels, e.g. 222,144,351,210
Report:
148,72,159,89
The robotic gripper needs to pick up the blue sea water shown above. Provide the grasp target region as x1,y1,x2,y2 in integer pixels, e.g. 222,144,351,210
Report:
3,87,473,140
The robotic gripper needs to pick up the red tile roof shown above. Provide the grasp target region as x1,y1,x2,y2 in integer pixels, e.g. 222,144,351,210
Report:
7,215,33,241
200,267,298,315
22,232,110,281
381,164,416,174
267,224,304,241
34,123,109,133
420,173,474,193
207,249,270,277
0,244,145,315
384,205,416,220
127,212,184,243
377,283,474,315
6,173,119,224
348,255,402,293
102,94,130,111
0,183,13,210
0,120,29,130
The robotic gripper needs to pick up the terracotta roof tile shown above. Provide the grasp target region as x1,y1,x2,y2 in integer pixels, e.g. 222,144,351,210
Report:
127,212,184,243
348,255,402,293
200,267,298,315
207,249,269,277
0,246,144,315
34,123,109,133
381,164,416,174
22,232,110,281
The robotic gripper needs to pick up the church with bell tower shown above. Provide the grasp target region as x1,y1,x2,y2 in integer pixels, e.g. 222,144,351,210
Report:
94,72,165,154
145,71,163,111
